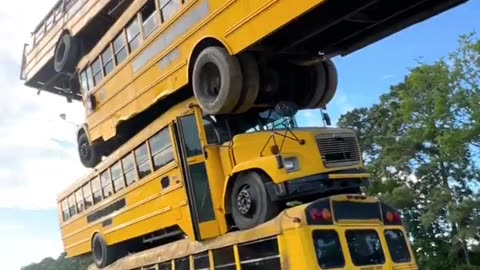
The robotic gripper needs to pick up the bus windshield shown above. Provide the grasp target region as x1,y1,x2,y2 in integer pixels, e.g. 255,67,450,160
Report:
202,108,298,145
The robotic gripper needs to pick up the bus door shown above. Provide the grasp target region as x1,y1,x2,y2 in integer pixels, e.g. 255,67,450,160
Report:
173,112,221,241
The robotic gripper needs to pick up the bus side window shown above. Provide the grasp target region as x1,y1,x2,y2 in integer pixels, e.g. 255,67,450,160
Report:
68,194,77,217
135,143,152,179
193,251,210,269
158,0,181,22
126,17,142,52
141,0,160,38
111,161,125,192
113,32,128,65
91,176,103,204
212,247,235,270
101,46,115,77
91,57,103,86
238,238,281,269
75,189,84,214
158,261,172,270
83,182,93,210
61,199,70,222
149,128,174,171
174,257,189,270
123,153,137,186
100,170,114,199
86,67,95,93
79,70,89,96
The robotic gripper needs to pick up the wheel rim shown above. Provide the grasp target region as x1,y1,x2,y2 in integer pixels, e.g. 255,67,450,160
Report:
199,62,221,102
236,185,256,216
80,142,92,161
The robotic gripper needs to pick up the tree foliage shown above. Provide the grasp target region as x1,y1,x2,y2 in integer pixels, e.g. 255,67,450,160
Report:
21,253,92,270
338,32,480,269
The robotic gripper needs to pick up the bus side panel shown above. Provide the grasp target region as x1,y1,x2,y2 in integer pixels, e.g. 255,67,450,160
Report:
61,167,196,257
282,227,318,270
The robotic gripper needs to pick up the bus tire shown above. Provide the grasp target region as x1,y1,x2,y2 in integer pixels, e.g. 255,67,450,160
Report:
78,133,101,168
304,62,327,109
92,234,115,268
192,46,242,115
232,53,260,113
230,171,280,230
54,32,80,74
315,59,338,109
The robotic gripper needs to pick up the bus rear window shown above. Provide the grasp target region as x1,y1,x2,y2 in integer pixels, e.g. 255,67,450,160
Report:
384,229,411,263
346,230,385,266
312,230,345,269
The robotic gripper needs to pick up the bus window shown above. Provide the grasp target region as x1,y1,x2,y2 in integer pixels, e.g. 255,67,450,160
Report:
238,238,281,269
61,199,70,222
122,153,137,186
91,57,103,86
91,177,102,204
135,143,152,178
159,0,181,22
158,261,172,270
113,33,128,65
149,128,174,170
79,71,89,96
213,247,235,270
86,67,94,93
179,115,202,157
75,189,84,213
313,230,345,269
346,230,385,266
174,257,189,270
111,161,125,192
100,170,113,198
126,18,141,52
68,194,77,217
141,0,160,38
83,183,93,210
193,251,209,270
384,230,411,263
101,46,115,77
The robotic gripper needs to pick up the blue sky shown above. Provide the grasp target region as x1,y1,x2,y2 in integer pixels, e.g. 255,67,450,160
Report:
0,1,479,269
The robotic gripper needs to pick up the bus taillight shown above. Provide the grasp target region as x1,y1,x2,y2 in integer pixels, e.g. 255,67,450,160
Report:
309,208,333,224
386,211,401,223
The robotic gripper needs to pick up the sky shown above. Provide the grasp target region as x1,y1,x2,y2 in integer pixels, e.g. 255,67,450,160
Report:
0,1,479,269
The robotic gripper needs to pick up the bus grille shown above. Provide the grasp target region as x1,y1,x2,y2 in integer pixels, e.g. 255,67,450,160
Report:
315,133,361,168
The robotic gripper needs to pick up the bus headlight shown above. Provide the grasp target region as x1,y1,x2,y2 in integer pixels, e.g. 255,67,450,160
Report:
283,157,300,172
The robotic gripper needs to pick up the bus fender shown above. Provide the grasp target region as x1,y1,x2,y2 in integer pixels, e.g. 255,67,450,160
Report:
76,123,90,142
221,156,280,213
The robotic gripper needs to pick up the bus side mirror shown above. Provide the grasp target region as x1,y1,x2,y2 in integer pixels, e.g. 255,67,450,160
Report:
322,112,331,126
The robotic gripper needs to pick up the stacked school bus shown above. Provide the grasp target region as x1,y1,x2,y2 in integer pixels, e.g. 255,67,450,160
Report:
86,194,418,270
20,0,468,269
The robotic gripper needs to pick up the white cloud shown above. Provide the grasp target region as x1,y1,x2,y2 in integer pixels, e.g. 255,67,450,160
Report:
0,0,90,211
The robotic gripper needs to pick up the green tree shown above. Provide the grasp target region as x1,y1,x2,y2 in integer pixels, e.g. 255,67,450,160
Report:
338,33,480,269
21,253,92,270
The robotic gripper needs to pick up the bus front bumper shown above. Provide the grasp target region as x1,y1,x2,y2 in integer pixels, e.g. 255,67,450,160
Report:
265,170,370,202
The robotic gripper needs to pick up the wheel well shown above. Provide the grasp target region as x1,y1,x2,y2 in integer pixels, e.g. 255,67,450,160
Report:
224,168,271,214
188,38,227,82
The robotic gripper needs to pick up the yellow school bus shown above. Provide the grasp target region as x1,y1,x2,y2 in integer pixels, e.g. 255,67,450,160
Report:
20,0,133,100
74,0,468,167
85,194,418,269
57,97,370,267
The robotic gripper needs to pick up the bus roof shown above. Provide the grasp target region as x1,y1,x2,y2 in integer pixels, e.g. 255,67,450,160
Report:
86,201,309,270
57,96,198,201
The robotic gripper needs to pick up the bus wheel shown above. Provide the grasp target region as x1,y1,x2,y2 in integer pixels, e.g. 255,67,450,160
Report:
310,59,338,109
192,46,242,115
78,133,101,168
54,32,80,74
231,172,280,230
92,234,115,268
232,53,260,113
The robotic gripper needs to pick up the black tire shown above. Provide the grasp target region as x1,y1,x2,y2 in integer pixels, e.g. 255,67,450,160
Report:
315,59,338,109
192,46,242,115
92,234,116,268
305,62,327,109
78,133,101,168
230,171,280,230
232,53,260,113
54,32,80,74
